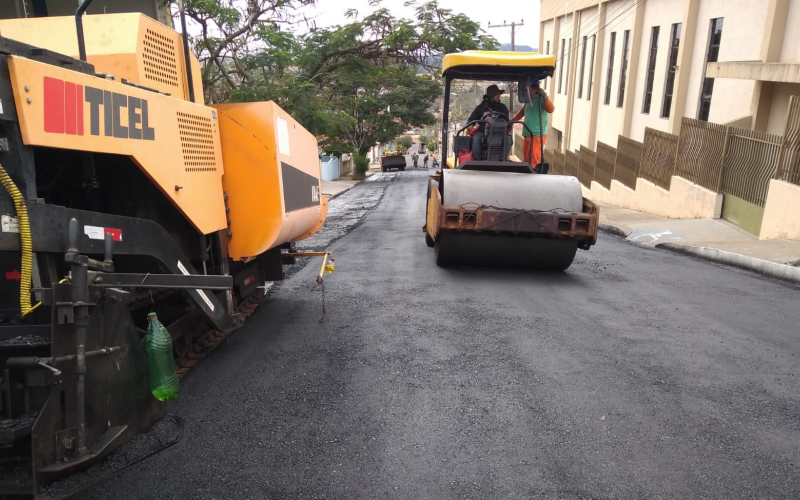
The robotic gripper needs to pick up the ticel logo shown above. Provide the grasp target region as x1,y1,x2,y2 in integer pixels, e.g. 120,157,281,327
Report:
43,77,155,140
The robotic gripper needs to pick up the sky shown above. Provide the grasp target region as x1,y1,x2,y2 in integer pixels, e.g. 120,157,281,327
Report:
294,0,541,50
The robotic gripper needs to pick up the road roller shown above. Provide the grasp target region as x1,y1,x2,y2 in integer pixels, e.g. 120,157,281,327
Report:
423,51,598,270
0,2,329,496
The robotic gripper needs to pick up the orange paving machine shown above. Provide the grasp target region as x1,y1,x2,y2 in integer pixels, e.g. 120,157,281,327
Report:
0,3,329,495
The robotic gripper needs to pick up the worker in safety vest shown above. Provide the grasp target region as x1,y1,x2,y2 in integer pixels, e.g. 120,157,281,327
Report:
512,81,555,166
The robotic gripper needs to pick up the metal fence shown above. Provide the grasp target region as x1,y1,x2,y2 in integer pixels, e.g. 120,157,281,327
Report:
722,128,782,207
615,136,643,190
578,146,596,188
565,150,581,178
594,142,616,189
778,95,800,186
674,118,727,192
640,127,679,190
552,150,565,175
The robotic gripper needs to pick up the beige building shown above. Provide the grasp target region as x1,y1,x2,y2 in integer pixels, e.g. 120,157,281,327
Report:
540,0,800,152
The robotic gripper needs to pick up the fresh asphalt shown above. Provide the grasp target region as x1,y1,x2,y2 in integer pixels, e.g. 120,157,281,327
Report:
86,165,800,499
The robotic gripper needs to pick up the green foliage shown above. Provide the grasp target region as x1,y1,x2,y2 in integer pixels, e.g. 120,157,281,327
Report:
427,141,436,153
177,0,497,155
397,136,413,150
353,154,370,179
418,134,429,145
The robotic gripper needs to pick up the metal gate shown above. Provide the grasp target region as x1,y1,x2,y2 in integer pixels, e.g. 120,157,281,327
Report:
720,128,781,235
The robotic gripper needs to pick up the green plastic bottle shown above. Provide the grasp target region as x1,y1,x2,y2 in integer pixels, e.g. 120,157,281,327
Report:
145,312,180,401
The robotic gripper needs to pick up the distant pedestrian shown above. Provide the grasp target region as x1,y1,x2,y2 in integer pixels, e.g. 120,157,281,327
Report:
424,154,429,168
432,155,439,169
412,153,419,168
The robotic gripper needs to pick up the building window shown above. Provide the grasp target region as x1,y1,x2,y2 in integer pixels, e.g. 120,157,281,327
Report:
642,26,660,114
661,23,681,118
545,41,551,90
566,38,572,93
558,38,565,94
578,36,587,99
587,35,596,99
617,30,630,108
604,32,616,105
698,18,724,121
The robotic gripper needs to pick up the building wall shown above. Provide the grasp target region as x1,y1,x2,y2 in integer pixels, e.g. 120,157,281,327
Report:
682,0,766,124
551,14,574,135
541,19,556,94
628,0,683,141
542,0,600,20
542,0,800,154
594,0,635,148
767,83,800,135
780,0,800,63
569,8,600,150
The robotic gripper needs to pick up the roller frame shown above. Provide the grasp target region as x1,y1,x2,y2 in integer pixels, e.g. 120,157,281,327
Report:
425,183,599,250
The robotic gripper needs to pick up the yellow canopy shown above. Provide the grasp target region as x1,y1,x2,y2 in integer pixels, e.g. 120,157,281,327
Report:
442,51,556,76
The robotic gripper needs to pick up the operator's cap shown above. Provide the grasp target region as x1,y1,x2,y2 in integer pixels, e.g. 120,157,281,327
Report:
486,84,505,97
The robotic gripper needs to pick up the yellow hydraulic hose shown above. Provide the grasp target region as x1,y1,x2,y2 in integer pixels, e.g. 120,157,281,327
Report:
0,164,33,316
23,278,69,318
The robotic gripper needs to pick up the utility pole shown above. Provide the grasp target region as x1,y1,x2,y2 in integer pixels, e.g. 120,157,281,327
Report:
487,19,524,115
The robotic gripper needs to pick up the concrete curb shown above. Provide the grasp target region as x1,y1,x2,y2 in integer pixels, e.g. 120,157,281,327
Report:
323,188,353,201
598,223,630,238
656,242,800,285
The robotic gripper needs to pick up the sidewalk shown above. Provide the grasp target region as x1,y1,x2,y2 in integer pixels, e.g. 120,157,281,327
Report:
598,203,800,283
320,171,375,199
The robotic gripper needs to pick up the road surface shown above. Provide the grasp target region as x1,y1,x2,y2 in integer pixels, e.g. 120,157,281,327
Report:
87,169,800,499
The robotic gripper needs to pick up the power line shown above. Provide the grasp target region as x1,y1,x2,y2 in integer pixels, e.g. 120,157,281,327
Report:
487,19,525,113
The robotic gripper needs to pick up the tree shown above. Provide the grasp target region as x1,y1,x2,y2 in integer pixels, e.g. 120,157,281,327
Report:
177,0,316,104
427,141,436,153
397,136,413,150
177,0,497,156
418,134,429,145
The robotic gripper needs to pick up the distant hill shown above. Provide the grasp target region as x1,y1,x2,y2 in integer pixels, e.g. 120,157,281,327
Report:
500,43,536,52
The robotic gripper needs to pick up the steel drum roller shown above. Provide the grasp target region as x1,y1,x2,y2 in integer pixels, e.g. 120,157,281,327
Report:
435,170,585,270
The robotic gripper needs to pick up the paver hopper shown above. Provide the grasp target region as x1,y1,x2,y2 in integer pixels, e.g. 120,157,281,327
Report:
423,51,598,270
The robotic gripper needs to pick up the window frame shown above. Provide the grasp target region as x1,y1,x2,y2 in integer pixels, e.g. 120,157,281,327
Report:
566,37,572,94
617,29,631,108
558,38,566,94
642,26,660,114
697,18,724,121
604,32,616,105
545,40,551,89
587,35,596,99
660,23,682,119
578,35,587,99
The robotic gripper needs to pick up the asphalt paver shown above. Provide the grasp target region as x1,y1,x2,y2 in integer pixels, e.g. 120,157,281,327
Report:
84,169,800,500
